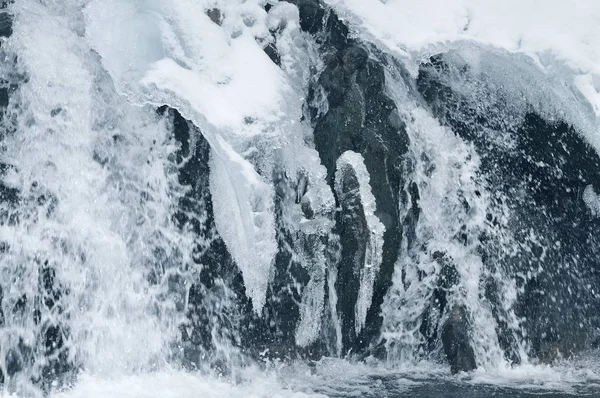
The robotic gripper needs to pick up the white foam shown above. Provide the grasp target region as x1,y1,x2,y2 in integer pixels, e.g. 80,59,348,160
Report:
278,357,600,396
50,370,326,398
2,0,193,379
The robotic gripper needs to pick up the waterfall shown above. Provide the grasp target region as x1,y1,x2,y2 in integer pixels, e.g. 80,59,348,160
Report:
1,0,600,396
0,0,196,391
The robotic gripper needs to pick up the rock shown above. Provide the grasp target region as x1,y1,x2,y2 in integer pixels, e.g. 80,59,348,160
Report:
206,8,222,25
335,160,370,349
311,46,407,354
293,0,409,355
285,0,349,48
441,305,477,374
419,253,459,354
0,12,11,38
5,347,23,377
417,52,600,363
263,42,281,66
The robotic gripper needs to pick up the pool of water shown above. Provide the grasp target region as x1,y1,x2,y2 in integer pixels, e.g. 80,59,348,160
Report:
276,357,600,398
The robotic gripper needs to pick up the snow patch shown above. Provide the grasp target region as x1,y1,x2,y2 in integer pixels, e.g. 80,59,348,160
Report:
327,0,600,77
583,185,600,217
327,0,600,148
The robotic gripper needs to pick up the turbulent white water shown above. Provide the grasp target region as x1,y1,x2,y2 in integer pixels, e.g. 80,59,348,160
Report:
1,0,194,383
0,0,337,394
380,57,528,369
1,0,600,396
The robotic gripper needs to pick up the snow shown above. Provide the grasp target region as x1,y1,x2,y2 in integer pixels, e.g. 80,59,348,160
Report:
84,0,288,313
583,185,600,216
327,0,600,137
142,53,284,133
327,0,600,75
335,151,385,333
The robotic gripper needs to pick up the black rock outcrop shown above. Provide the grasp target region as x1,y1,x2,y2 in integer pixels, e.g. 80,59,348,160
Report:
418,52,600,363
291,0,409,355
442,305,477,374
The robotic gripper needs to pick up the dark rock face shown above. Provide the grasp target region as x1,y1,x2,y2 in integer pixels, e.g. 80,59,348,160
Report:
442,305,477,374
418,253,459,356
289,0,410,355
263,43,281,66
417,53,600,363
205,8,222,26
288,0,349,48
335,161,370,350
0,6,12,111
0,11,11,38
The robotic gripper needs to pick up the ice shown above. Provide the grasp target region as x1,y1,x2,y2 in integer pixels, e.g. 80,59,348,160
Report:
85,0,336,316
84,0,289,312
266,2,315,93
209,140,276,312
335,151,385,333
327,0,600,146
283,145,337,348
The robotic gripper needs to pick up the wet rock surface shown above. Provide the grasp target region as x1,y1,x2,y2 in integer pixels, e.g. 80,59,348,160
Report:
441,305,477,374
290,0,410,355
0,11,11,38
417,53,600,362
335,160,370,350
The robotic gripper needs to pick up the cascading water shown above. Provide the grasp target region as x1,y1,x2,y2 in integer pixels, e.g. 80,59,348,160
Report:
1,0,600,396
0,0,197,389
